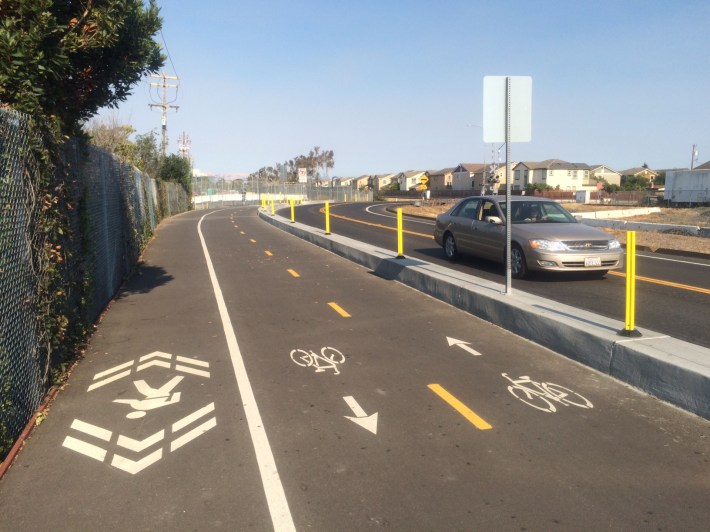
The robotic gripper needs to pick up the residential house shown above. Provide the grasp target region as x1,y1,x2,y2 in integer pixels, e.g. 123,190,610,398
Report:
451,163,486,191
400,170,429,191
619,167,660,186
336,177,354,189
427,168,455,191
512,159,592,191
374,173,398,191
353,175,372,190
589,165,621,187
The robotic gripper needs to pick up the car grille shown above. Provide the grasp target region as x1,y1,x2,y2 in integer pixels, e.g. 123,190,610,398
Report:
561,259,620,268
564,240,612,250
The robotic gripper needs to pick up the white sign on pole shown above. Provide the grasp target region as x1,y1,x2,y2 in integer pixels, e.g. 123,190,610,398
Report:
482,76,532,143
298,167,308,183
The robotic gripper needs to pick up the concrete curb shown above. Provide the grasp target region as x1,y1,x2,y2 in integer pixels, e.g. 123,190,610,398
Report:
259,209,710,420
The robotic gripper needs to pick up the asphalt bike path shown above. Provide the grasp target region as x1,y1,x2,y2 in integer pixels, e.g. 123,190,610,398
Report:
1,206,708,531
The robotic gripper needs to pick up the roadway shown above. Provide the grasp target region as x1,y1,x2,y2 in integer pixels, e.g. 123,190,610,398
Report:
1,206,707,531
288,202,710,349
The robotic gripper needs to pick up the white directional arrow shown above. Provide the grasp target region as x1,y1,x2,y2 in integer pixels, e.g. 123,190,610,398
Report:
343,396,378,435
446,337,482,357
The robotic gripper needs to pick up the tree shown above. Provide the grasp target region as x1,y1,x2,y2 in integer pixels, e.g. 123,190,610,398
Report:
85,115,135,160
133,130,161,177
159,154,191,194
0,0,164,135
621,175,649,191
525,182,553,194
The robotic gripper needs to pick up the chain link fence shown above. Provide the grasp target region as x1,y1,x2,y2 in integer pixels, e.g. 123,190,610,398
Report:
0,109,48,456
193,182,373,208
1,108,190,460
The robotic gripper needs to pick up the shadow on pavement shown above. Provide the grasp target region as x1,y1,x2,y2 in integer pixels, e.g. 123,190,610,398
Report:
116,264,174,297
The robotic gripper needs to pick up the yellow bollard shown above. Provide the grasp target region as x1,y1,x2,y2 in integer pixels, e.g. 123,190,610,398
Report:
396,208,404,258
620,230,641,336
290,199,295,223
270,197,275,215
325,202,331,234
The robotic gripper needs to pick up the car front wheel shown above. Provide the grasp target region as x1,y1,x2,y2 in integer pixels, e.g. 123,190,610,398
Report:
510,244,528,279
444,233,458,260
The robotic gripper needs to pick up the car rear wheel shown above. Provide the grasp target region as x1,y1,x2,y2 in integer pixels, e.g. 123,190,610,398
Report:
444,233,458,260
510,244,528,279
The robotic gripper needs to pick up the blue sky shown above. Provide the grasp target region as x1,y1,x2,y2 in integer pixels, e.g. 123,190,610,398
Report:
106,0,710,177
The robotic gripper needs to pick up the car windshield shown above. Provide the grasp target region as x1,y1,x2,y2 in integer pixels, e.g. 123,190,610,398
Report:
499,201,577,224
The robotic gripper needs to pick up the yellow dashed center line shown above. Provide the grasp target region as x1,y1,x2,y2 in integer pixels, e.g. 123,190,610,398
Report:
240,231,245,235
428,384,492,430
265,250,273,257
287,269,300,278
250,239,257,243
328,302,351,318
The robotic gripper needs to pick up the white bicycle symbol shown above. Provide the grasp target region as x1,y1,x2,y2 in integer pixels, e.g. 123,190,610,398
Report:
503,373,593,413
290,347,345,375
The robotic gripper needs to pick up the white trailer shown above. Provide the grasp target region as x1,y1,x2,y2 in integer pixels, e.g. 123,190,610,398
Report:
664,170,710,204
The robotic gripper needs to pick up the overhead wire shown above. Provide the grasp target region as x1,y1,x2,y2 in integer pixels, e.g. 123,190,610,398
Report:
160,29,180,104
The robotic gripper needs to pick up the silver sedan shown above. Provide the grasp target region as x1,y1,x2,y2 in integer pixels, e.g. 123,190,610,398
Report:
433,196,624,279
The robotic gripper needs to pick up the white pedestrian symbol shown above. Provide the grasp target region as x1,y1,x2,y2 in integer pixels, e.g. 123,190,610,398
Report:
114,376,184,419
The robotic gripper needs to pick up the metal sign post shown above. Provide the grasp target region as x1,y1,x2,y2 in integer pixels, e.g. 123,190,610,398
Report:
483,76,532,294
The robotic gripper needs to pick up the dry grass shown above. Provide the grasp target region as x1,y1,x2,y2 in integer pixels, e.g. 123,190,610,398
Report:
400,203,710,256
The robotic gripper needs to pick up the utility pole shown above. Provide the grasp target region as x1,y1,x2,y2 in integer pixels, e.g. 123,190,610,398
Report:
149,72,179,157
178,132,192,164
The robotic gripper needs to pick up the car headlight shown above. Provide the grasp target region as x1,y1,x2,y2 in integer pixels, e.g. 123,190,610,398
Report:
529,239,568,251
608,239,621,249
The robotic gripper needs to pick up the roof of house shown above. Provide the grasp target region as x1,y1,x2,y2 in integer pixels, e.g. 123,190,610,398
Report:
517,159,591,170
589,165,620,173
454,163,486,173
619,167,659,176
694,160,710,170
427,167,456,176
403,170,427,178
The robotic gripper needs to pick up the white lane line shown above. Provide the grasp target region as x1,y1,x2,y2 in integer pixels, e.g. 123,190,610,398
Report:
198,212,296,532
365,204,435,225
637,252,710,267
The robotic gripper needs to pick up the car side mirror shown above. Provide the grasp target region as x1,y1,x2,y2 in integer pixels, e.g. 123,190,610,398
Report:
485,216,503,224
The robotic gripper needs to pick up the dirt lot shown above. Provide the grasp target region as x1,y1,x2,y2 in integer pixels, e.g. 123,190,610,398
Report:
399,203,710,256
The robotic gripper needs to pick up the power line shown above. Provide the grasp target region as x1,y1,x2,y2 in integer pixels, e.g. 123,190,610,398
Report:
159,29,180,80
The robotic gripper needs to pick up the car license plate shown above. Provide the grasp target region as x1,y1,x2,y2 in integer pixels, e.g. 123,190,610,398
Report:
585,257,602,267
